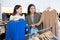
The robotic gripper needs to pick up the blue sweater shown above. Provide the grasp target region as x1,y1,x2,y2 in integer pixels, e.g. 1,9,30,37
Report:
6,19,30,40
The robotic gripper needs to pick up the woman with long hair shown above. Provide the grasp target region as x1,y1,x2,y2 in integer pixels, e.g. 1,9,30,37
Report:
10,5,25,20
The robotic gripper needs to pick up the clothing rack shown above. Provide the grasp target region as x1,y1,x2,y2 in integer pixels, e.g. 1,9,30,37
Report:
25,26,52,36
25,26,58,40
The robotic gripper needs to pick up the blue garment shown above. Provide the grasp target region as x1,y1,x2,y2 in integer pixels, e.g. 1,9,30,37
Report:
31,28,39,37
6,19,30,40
51,37,57,40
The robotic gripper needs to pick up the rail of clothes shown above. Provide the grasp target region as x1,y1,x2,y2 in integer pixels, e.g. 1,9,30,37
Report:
25,27,58,40
29,31,57,40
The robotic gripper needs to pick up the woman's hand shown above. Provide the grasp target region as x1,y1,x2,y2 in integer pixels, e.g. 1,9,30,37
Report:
30,24,36,28
34,23,39,26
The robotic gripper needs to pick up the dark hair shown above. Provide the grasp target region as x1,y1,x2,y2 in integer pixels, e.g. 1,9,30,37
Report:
59,13,60,18
27,4,36,15
13,5,22,15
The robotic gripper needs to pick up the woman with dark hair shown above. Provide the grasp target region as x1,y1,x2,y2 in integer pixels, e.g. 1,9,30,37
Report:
26,4,41,37
10,5,25,20
6,5,30,40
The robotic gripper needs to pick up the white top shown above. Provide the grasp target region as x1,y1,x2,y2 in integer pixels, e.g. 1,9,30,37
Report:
10,14,25,20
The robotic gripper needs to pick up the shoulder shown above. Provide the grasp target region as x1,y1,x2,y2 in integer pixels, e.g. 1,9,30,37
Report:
22,14,25,17
10,15,16,19
10,15,14,18
26,14,30,17
25,15,30,20
35,13,41,16
10,15,16,20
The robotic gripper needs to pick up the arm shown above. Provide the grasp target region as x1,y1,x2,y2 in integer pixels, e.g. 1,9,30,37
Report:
35,16,43,26
9,15,13,20
9,15,16,20
35,7,51,26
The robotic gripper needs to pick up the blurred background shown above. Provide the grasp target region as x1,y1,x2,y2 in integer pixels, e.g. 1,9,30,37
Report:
0,0,60,20
0,0,60,40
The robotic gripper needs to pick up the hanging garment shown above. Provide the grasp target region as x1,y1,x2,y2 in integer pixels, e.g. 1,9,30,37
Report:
6,19,30,40
31,37,40,40
38,31,57,40
40,9,58,36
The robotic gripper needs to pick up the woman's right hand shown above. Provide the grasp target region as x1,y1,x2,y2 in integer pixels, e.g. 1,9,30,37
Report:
30,24,36,28
34,23,39,26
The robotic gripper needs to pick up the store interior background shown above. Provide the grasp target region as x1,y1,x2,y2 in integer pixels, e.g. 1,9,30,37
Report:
1,0,60,13
0,0,60,40
0,0,60,20
0,0,59,20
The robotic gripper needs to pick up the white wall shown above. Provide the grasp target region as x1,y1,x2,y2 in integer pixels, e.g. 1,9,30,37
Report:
1,0,60,13
0,3,2,20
